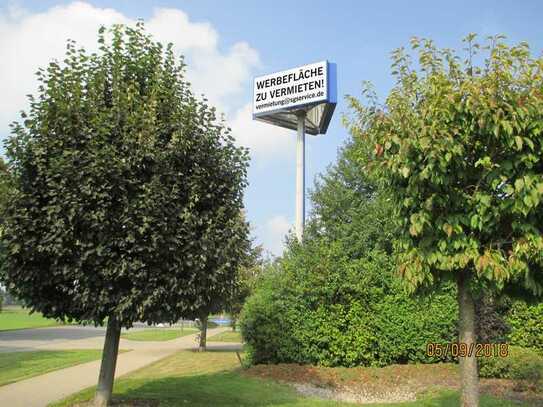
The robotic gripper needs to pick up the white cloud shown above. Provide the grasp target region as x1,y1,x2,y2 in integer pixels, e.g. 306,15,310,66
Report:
229,103,295,162
260,215,292,256
145,7,218,51
0,2,129,131
145,8,260,111
0,1,260,135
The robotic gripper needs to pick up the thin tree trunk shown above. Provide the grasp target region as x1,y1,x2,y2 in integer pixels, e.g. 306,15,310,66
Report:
231,317,236,332
198,315,208,352
94,315,121,407
458,272,479,407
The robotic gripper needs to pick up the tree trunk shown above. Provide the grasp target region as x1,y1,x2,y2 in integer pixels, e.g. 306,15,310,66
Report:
198,315,208,352
458,272,479,407
94,316,121,407
231,317,236,332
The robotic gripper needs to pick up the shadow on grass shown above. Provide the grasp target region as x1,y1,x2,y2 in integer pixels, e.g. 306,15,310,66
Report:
56,372,300,407
111,372,305,407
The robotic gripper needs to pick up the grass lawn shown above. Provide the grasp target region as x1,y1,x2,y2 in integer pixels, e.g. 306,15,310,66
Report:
121,328,198,342
208,330,242,343
0,306,61,331
50,350,533,407
0,350,103,386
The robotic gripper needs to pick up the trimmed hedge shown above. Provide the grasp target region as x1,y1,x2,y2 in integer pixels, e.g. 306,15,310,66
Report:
507,302,543,353
240,239,458,367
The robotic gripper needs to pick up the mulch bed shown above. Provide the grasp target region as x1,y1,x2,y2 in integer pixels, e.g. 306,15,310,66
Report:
244,363,543,405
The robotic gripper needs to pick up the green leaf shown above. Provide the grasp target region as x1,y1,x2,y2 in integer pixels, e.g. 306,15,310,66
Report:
470,215,479,230
515,136,523,150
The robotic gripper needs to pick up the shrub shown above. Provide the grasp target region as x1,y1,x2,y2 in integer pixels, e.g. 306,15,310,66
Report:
507,302,543,353
479,346,543,391
240,269,303,364
240,239,458,367
512,360,543,392
475,295,510,344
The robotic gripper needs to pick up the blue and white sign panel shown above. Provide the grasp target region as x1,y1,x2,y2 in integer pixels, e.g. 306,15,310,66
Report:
253,60,336,117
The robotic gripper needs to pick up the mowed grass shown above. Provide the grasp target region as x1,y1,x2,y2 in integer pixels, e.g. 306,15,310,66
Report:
50,350,531,407
0,350,103,386
208,330,242,343
0,306,61,331
121,328,198,342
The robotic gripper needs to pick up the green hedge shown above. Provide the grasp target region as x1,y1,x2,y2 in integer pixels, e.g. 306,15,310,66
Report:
240,239,458,367
239,239,543,368
479,346,543,391
507,302,543,353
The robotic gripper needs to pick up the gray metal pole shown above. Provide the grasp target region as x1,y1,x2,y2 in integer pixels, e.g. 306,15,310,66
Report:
296,111,306,242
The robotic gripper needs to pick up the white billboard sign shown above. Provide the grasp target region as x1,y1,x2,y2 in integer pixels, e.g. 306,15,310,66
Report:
250,60,337,242
253,61,331,116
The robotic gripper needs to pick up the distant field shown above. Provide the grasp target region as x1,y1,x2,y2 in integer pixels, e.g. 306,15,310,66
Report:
208,331,242,343
0,350,103,386
121,328,198,342
0,306,61,332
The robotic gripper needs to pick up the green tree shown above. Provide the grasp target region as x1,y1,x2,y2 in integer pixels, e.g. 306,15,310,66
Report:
185,212,251,351
308,139,396,256
345,35,543,406
0,157,12,313
1,23,249,407
228,241,266,331
0,157,10,209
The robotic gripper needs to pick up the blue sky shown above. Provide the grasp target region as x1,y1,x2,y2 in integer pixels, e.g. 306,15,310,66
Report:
2,1,543,256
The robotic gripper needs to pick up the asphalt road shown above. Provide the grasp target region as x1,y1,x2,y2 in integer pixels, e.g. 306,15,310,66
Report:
0,325,106,352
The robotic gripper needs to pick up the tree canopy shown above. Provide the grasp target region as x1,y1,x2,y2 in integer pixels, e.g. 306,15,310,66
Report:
1,22,249,329
345,35,543,298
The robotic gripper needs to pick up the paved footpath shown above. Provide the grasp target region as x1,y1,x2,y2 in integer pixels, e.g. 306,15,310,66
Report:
0,325,237,407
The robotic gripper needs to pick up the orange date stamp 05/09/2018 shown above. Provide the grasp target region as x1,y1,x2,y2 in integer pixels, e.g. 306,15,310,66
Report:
426,342,509,358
